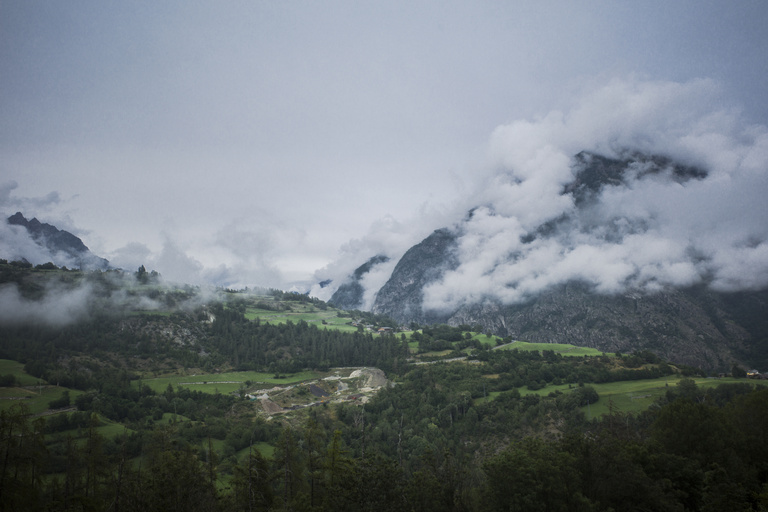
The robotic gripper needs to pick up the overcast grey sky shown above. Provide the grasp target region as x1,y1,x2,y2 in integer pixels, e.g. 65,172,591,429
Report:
2,1,768,290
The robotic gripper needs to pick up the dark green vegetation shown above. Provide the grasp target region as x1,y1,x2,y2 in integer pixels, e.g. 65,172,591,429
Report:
1,265,767,511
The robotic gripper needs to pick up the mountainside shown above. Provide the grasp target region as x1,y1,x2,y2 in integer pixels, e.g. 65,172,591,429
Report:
448,284,768,370
370,228,459,325
329,254,390,310
352,151,768,370
369,232,768,369
6,212,109,269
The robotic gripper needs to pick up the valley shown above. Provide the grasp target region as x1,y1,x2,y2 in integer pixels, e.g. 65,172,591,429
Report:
1,264,767,511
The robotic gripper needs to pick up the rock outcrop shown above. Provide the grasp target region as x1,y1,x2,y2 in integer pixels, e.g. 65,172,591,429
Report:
7,212,108,269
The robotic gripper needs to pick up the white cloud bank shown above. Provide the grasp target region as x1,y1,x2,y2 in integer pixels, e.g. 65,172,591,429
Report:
410,78,768,312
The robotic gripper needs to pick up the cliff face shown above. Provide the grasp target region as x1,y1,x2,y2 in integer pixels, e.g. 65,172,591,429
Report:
329,254,390,310
371,228,460,325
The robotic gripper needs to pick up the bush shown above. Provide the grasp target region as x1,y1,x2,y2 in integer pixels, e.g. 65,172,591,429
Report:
48,390,71,409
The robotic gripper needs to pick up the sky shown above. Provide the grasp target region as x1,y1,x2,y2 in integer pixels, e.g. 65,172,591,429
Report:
2,1,768,295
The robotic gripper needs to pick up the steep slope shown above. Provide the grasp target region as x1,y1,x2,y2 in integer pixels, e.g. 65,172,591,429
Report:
370,228,460,325
329,254,389,310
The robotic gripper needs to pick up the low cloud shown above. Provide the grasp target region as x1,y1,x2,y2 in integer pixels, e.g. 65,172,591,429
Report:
409,77,768,311
0,268,218,328
0,281,94,327
0,180,61,212
109,218,299,290
309,212,447,302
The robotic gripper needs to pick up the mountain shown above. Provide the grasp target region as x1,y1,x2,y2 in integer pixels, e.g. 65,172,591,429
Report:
6,212,109,270
333,151,768,370
329,254,390,309
368,228,768,369
369,229,458,325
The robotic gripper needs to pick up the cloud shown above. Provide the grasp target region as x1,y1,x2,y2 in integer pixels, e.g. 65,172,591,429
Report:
0,180,62,212
108,217,301,289
0,182,94,268
0,282,94,327
0,221,53,264
309,211,449,302
411,77,768,311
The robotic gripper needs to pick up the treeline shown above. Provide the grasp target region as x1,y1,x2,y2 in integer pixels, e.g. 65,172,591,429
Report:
208,304,409,374
0,301,409,389
467,345,677,392
2,375,767,511
483,382,768,511
0,316,208,389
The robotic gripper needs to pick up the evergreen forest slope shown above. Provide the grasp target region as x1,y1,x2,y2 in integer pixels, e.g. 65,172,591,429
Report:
1,264,768,511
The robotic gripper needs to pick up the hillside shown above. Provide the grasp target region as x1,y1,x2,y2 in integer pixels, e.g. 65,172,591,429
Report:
2,263,767,511
322,151,768,371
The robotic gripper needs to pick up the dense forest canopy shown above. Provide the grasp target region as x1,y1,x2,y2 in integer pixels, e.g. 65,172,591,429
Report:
1,265,767,511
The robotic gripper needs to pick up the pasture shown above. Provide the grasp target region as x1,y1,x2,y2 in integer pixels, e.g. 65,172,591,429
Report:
475,375,755,418
496,341,609,357
243,305,360,333
137,370,322,395
0,358,43,385
515,375,749,418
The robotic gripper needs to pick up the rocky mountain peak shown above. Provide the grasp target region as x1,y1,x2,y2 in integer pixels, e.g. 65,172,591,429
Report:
6,212,109,270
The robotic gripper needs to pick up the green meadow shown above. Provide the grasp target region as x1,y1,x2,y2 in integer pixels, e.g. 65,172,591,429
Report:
475,374,753,419
514,375,747,418
136,370,322,394
497,341,609,357
579,375,749,419
0,358,43,385
243,306,360,333
0,359,86,414
0,386,84,415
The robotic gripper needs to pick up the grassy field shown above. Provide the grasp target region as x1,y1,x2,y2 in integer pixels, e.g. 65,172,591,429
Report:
497,341,609,357
476,375,754,418
243,305,360,333
472,334,505,346
0,359,89,414
0,386,84,415
0,358,43,385
234,441,275,460
137,370,322,394
520,375,748,418
411,337,608,358
89,415,135,439
581,376,751,419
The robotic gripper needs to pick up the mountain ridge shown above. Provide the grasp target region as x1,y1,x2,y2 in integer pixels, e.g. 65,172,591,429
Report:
336,151,768,370
6,212,109,270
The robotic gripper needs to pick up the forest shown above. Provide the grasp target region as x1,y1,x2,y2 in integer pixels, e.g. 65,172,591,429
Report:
1,265,767,511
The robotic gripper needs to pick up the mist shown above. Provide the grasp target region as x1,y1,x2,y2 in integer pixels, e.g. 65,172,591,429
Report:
415,78,768,312
0,281,95,327
0,268,215,328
